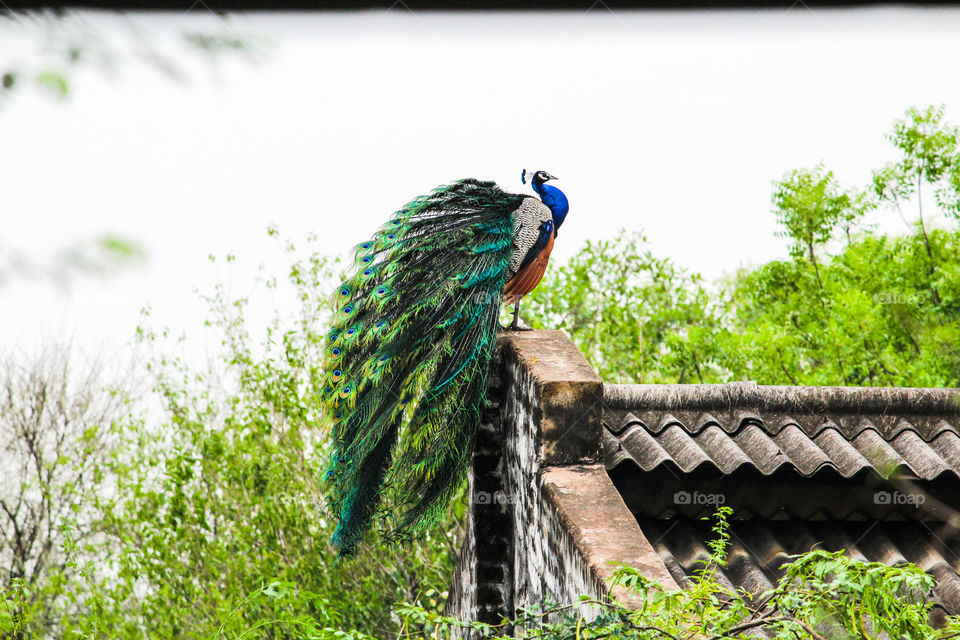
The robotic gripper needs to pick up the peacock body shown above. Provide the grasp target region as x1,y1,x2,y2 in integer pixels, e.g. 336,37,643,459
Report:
321,172,568,556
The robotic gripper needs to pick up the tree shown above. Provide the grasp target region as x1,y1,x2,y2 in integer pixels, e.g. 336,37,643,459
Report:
722,107,960,386
528,106,960,388
522,232,725,384
771,165,866,286
93,235,461,639
872,105,960,304
0,346,132,638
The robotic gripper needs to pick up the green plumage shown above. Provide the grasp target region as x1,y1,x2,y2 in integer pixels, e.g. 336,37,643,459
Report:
321,178,524,556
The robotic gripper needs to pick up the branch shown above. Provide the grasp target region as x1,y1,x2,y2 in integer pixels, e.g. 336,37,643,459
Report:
707,611,788,640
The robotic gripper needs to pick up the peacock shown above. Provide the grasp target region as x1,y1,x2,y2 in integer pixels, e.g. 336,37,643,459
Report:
321,169,569,556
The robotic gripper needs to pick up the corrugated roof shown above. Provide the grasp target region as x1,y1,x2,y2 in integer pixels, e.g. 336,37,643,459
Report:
606,464,960,520
603,381,960,626
640,517,960,622
603,382,960,480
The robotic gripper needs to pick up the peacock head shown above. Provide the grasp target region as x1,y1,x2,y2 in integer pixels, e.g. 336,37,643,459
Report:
531,171,557,187
522,169,557,187
522,168,569,229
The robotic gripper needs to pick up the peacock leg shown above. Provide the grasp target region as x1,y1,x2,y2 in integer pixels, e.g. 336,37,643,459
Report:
509,302,521,331
507,301,534,331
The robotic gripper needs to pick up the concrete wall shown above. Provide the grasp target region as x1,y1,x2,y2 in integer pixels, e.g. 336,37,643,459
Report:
446,331,676,635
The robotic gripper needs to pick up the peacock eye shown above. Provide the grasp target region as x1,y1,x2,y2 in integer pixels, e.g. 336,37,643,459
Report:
346,328,356,335
332,348,341,356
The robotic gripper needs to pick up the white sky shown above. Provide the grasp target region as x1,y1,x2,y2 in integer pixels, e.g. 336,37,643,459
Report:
1,7,959,360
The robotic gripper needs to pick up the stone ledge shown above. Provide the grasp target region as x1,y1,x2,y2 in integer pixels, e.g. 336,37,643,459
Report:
498,331,603,465
542,464,680,607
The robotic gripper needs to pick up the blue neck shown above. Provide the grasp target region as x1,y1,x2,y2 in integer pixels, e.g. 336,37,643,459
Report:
533,182,569,231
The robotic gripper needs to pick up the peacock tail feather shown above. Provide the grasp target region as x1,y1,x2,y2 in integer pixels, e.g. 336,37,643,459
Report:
321,178,525,557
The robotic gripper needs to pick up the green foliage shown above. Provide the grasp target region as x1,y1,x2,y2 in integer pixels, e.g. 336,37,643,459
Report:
0,9,260,107
393,509,958,639
721,228,960,386
34,71,69,98
0,347,132,638
523,232,725,384
0,233,145,289
97,234,462,638
772,165,866,266
530,106,960,388
2,234,462,639
873,105,960,219
5,105,960,640
722,106,960,386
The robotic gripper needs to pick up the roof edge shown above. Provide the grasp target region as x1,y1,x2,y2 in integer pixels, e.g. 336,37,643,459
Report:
605,382,960,416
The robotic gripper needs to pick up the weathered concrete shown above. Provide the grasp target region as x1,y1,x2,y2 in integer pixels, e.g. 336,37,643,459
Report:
503,330,603,466
542,465,679,608
604,381,960,442
446,331,677,635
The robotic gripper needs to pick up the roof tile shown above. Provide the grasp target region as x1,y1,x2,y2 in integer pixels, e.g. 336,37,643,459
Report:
605,383,960,480
641,518,960,616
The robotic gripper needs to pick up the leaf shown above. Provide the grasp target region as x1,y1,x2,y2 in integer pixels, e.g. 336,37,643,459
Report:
35,71,69,98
